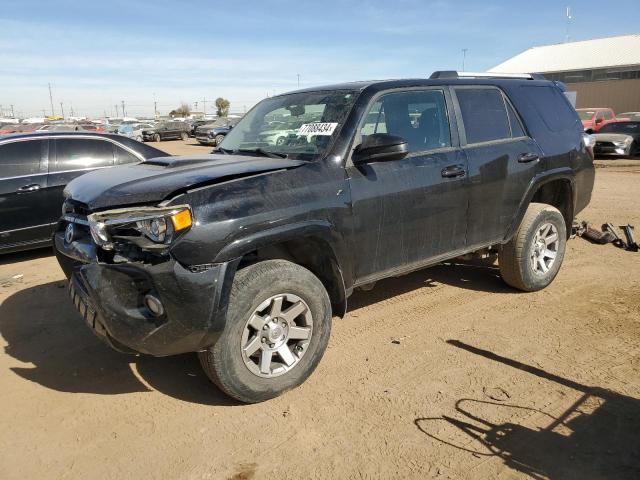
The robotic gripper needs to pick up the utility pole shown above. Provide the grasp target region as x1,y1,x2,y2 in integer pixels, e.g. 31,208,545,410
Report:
115,104,119,117
461,48,468,71
121,100,126,118
60,102,65,119
202,97,207,117
565,6,573,43
70,103,74,117
10,105,15,118
48,82,55,116
297,73,300,88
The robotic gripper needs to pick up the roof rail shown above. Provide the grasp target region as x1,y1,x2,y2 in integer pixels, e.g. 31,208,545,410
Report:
430,71,546,80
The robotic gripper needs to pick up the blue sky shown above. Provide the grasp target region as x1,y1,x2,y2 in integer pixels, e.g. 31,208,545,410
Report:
1,0,639,118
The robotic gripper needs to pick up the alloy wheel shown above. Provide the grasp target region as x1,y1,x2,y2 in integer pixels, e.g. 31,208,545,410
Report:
530,222,559,274
240,293,313,378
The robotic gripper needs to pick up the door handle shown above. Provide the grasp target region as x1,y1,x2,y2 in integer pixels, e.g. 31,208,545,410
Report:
518,152,539,163
17,184,41,193
441,164,466,178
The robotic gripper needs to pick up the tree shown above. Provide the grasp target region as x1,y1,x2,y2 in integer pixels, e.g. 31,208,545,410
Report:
172,103,191,118
215,97,230,117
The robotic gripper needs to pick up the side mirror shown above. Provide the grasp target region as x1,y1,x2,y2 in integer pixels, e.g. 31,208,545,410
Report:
352,133,409,164
595,117,603,124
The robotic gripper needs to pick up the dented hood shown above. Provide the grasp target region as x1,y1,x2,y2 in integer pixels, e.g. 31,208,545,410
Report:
64,154,305,210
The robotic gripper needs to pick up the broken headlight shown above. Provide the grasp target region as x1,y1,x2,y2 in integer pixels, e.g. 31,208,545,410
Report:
87,205,193,250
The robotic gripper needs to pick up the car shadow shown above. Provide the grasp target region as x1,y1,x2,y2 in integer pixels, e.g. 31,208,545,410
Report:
414,340,640,479
0,246,53,266
0,281,238,406
348,260,516,311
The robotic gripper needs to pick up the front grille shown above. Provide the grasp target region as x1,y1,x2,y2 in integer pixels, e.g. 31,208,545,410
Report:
596,142,615,148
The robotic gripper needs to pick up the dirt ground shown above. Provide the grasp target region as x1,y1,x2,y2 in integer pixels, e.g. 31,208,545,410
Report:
1,144,639,480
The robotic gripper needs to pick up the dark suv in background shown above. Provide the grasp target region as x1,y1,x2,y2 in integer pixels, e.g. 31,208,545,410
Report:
0,132,167,253
55,72,594,403
142,121,191,142
195,119,238,146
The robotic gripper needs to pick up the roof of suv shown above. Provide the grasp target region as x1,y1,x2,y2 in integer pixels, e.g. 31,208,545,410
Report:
281,76,555,97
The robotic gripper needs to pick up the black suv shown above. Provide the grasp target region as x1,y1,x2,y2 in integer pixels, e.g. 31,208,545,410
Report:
142,121,191,142
195,119,237,146
0,132,167,253
54,72,594,403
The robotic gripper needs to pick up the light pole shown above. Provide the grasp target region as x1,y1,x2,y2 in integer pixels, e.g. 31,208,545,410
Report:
48,83,55,116
297,73,300,88
462,48,468,71
60,102,65,119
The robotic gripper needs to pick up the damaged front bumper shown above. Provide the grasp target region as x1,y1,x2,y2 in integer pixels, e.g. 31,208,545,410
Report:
54,229,234,356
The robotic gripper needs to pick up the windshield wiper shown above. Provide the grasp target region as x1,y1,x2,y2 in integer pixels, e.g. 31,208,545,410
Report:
235,148,288,159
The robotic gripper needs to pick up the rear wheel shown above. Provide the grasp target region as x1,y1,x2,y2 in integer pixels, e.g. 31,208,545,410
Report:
499,203,566,292
135,135,143,142
199,260,332,403
181,131,189,141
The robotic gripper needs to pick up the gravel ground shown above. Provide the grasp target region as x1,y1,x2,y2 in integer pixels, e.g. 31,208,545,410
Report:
0,146,638,480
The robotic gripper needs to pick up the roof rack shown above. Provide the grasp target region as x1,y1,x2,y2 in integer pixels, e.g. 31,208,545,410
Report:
430,71,546,80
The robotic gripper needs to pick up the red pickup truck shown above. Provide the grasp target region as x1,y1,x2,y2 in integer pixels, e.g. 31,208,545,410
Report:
576,108,617,133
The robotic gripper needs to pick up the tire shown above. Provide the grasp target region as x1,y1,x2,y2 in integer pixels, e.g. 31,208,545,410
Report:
135,135,143,142
181,131,189,141
199,260,332,403
276,136,287,146
499,203,566,292
214,134,225,146
153,133,161,142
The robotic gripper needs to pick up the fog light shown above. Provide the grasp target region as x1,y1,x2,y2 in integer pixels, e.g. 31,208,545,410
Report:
144,294,164,316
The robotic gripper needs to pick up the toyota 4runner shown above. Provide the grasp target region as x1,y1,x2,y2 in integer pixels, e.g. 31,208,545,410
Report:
54,72,595,403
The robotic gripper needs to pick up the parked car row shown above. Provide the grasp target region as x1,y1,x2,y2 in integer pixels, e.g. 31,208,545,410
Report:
575,108,640,158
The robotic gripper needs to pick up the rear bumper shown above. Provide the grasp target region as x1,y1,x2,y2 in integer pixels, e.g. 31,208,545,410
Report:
54,232,234,356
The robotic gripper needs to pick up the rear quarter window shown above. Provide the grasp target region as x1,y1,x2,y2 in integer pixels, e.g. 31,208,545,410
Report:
520,85,579,132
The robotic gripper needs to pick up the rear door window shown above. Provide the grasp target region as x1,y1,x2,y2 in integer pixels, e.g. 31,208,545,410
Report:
455,88,511,144
52,138,114,172
506,101,526,138
0,140,44,178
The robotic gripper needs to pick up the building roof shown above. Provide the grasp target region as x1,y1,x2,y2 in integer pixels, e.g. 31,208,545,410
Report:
491,34,640,73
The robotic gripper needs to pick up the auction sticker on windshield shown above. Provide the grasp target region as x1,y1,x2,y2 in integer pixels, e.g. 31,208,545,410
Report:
297,123,338,136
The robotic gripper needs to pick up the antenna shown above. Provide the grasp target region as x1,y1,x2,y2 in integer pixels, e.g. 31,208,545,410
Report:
565,6,573,43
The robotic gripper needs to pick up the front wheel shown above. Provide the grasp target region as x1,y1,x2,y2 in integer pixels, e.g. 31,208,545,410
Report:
153,133,161,142
199,260,332,403
499,203,566,292
181,131,189,141
214,134,225,146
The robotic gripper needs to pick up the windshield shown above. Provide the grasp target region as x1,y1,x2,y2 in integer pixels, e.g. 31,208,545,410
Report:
220,90,358,160
598,122,640,134
577,110,595,120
